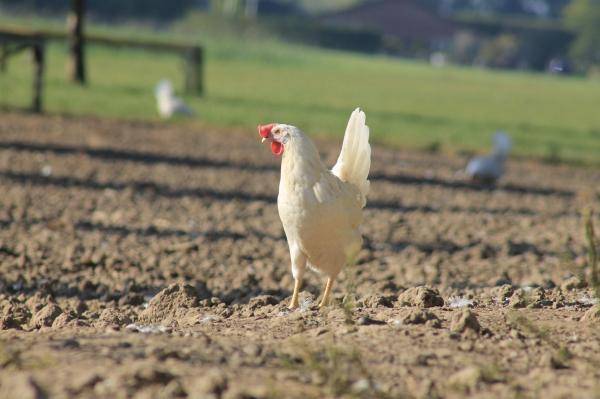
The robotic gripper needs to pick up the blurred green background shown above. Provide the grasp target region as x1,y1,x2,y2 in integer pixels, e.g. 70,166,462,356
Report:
0,0,599,164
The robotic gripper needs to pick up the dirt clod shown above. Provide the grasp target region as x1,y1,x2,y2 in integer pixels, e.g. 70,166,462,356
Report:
495,284,514,304
447,366,483,392
397,286,444,308
581,305,600,323
31,303,62,328
448,365,503,392
561,276,585,291
96,308,132,328
188,368,228,397
508,289,528,308
0,373,46,399
139,283,205,325
399,309,441,327
130,366,175,387
248,295,279,309
358,294,395,308
450,309,481,334
0,301,30,330
52,311,77,328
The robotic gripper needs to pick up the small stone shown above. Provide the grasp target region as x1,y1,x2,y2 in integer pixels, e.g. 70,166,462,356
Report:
450,309,481,334
32,303,62,328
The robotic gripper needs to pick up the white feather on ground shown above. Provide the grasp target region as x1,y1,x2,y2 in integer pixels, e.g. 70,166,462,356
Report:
154,79,195,119
465,131,512,183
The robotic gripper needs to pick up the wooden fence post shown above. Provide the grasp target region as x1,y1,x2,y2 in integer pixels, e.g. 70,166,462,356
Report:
67,0,86,84
184,46,203,96
0,44,6,72
32,42,45,113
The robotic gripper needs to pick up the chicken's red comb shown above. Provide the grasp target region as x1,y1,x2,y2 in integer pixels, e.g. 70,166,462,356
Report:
258,123,275,138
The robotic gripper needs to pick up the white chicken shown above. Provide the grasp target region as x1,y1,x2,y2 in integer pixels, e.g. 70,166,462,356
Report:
465,131,512,184
154,79,194,119
258,108,371,309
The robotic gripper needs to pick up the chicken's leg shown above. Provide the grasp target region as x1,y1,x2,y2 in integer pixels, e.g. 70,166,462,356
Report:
288,248,306,310
289,278,302,309
318,278,334,308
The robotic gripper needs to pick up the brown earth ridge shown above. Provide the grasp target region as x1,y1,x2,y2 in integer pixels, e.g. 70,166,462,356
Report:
0,113,599,398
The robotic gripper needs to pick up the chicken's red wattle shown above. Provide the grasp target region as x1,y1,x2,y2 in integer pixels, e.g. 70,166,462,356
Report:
271,141,283,156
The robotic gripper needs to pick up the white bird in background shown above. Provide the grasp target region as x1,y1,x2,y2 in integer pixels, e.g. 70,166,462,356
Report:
258,108,371,309
154,79,194,119
465,131,512,184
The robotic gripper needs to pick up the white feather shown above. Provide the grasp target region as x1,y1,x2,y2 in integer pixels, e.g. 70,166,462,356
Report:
331,108,371,207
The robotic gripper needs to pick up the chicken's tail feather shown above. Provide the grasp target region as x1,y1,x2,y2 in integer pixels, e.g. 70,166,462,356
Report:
332,108,371,207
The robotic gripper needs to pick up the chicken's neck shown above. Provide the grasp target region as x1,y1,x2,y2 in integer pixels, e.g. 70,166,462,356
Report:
280,136,325,192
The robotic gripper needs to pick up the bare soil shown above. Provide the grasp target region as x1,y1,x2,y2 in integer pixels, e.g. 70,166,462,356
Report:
0,112,599,399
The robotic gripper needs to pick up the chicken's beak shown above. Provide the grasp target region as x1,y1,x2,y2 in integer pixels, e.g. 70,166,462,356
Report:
261,137,267,144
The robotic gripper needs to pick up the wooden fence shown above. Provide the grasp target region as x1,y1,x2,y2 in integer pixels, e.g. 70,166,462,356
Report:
0,30,46,112
0,26,204,113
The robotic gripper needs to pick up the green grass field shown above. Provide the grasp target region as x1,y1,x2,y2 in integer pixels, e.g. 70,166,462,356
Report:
0,16,599,164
